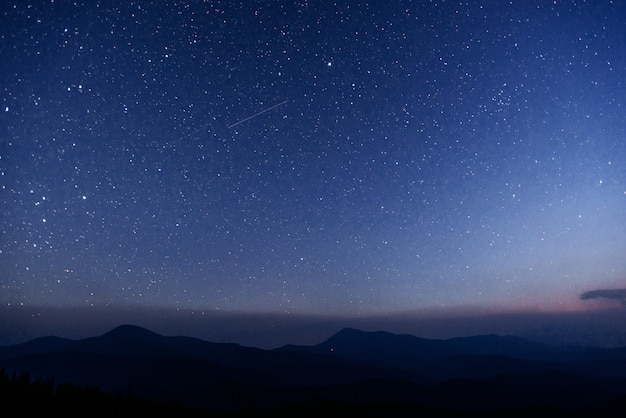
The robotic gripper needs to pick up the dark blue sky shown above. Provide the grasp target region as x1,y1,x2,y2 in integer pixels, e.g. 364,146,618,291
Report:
1,0,625,329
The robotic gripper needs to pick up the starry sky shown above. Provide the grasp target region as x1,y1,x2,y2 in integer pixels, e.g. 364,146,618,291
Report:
2,0,625,323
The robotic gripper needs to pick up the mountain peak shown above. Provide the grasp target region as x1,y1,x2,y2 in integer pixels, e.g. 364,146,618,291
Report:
102,324,161,338
332,327,391,338
69,324,171,358
327,328,416,345
333,327,366,337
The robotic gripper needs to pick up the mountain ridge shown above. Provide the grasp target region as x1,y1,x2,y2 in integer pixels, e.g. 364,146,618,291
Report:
1,324,625,413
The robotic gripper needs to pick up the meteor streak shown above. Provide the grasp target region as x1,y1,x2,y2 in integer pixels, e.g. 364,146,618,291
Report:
227,99,289,129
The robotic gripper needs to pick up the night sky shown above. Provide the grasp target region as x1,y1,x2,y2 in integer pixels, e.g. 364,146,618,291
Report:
2,1,625,342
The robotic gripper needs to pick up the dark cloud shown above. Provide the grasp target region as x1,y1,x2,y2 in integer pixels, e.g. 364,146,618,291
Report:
580,288,626,305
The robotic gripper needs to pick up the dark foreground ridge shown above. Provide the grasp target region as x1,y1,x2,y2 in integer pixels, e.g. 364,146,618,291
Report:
1,324,625,416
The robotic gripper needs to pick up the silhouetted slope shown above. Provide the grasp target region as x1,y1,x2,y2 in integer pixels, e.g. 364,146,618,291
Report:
1,325,625,413
279,327,626,381
0,325,419,409
278,328,557,380
282,327,555,360
0,335,74,359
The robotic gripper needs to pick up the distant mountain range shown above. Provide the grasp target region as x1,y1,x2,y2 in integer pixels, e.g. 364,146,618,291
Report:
1,324,625,414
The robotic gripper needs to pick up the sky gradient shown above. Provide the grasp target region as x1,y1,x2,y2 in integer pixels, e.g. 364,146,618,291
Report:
1,0,625,340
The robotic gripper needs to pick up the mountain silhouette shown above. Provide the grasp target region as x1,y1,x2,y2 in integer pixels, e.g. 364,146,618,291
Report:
1,325,625,413
278,328,564,381
0,335,74,358
297,327,555,359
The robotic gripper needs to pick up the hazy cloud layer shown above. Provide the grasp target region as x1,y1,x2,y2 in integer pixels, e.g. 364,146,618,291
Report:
580,288,626,305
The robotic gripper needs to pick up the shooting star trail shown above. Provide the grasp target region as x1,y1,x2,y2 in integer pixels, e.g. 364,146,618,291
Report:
227,99,289,129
